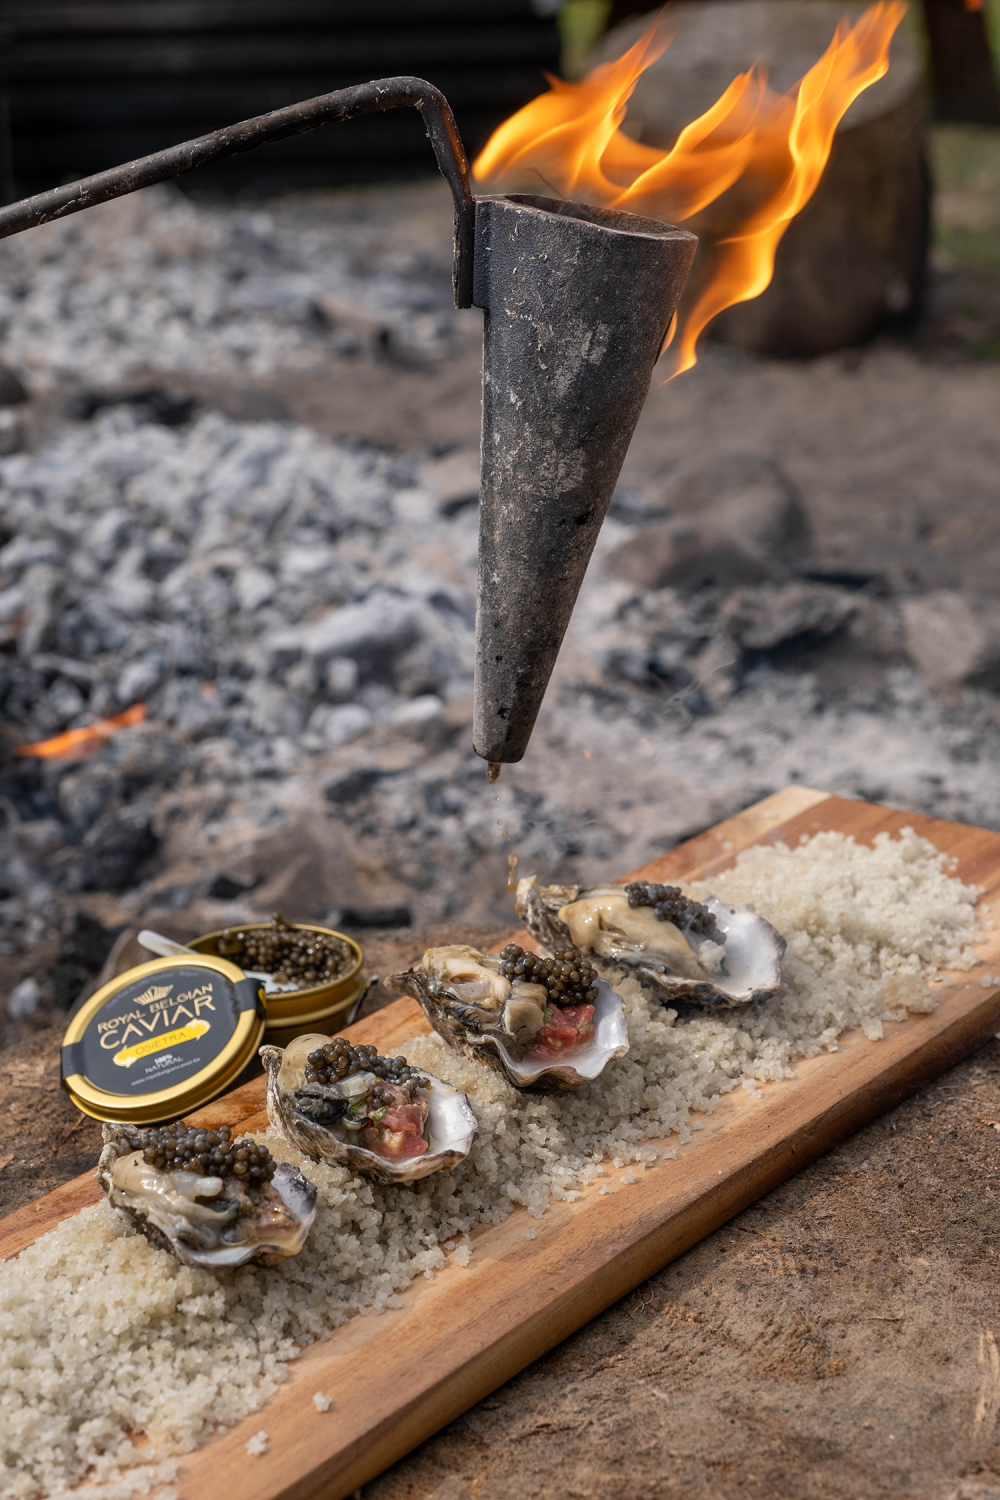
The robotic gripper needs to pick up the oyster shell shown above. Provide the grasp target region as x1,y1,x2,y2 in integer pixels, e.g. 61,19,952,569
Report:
516,877,785,1009
96,1121,317,1269
387,943,629,1091
262,1033,477,1185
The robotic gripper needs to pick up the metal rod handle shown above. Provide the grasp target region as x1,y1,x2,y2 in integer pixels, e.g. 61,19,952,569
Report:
0,75,475,308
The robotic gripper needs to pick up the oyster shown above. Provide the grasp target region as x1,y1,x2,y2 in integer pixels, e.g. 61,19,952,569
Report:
516,876,785,1009
96,1121,317,1268
262,1034,477,1185
387,942,629,1091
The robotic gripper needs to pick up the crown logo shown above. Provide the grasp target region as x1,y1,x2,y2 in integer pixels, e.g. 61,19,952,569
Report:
132,983,174,1007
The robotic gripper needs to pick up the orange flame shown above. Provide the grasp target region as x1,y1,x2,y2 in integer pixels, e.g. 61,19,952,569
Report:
14,702,147,760
474,2,905,376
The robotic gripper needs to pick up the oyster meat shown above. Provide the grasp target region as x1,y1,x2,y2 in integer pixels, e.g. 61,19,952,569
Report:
516,876,785,1009
387,942,629,1090
262,1034,477,1185
96,1121,317,1268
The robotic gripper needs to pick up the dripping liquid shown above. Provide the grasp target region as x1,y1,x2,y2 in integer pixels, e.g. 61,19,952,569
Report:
496,814,518,894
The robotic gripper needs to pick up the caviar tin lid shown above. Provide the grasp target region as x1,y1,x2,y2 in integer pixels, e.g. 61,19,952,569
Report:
61,955,265,1124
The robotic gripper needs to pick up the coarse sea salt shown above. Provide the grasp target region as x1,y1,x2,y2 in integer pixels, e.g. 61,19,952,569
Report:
0,829,980,1500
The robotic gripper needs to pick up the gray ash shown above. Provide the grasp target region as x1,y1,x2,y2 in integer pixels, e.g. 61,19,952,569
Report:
624,883,723,943
2,178,998,1066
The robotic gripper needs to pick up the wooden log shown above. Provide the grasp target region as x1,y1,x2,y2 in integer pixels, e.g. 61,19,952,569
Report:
922,0,1000,124
592,0,929,357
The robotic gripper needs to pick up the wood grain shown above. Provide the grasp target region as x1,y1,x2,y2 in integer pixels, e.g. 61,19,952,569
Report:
9,784,1000,1500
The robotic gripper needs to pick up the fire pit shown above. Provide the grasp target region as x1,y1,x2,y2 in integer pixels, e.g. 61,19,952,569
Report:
2,11,998,1057
0,70,700,779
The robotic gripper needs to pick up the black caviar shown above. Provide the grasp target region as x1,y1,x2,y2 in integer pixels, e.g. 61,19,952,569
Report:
498,943,600,1008
129,1123,276,1184
216,912,354,989
624,882,723,942
303,1037,423,1089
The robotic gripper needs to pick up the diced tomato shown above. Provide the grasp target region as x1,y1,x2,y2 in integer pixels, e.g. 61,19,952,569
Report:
360,1104,428,1160
531,1004,595,1060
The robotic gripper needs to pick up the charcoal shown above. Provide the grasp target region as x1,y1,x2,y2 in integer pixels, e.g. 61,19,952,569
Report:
0,365,27,407
63,909,121,970
234,566,277,613
0,411,24,456
719,584,858,656
116,659,162,706
389,695,445,738
323,768,385,804
607,523,787,592
14,820,67,864
338,907,412,929
324,656,359,702
46,677,87,724
306,703,372,748
48,910,122,1010
270,596,423,681
57,763,120,832
903,593,1000,692
607,454,811,594
30,655,99,688
6,977,38,1020
111,735,181,796
208,873,260,900
80,806,160,893
245,681,307,738
143,883,195,912
17,564,64,657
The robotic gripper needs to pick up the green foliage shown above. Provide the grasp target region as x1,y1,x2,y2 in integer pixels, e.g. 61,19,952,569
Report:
929,123,1000,275
558,0,612,79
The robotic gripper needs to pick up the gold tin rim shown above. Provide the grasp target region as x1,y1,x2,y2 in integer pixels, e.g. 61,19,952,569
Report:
259,976,368,1039
188,923,364,1019
62,954,265,1125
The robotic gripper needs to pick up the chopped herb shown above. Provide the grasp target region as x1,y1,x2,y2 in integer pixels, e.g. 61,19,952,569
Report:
371,1106,388,1124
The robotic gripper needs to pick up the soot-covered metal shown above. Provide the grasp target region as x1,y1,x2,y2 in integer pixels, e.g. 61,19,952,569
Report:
0,77,697,772
471,195,696,766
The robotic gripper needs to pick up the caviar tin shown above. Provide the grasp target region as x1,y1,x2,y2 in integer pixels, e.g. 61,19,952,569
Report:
189,923,366,1048
61,954,265,1124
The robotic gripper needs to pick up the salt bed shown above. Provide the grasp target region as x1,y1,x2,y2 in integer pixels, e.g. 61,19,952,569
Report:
0,828,982,1499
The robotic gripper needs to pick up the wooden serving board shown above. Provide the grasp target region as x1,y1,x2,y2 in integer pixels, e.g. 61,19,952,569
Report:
7,786,1000,1500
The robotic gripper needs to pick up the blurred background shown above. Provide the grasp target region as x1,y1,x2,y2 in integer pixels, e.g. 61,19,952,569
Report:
0,0,998,1048
0,1,562,198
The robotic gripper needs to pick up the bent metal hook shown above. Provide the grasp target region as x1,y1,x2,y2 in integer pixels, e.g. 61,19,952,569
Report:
0,76,476,310
0,80,698,773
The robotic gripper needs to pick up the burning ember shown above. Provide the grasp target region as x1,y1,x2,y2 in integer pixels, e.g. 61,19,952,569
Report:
14,703,147,760
474,1,905,375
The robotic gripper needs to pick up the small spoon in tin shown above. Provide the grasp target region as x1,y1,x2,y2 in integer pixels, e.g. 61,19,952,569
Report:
137,928,298,995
